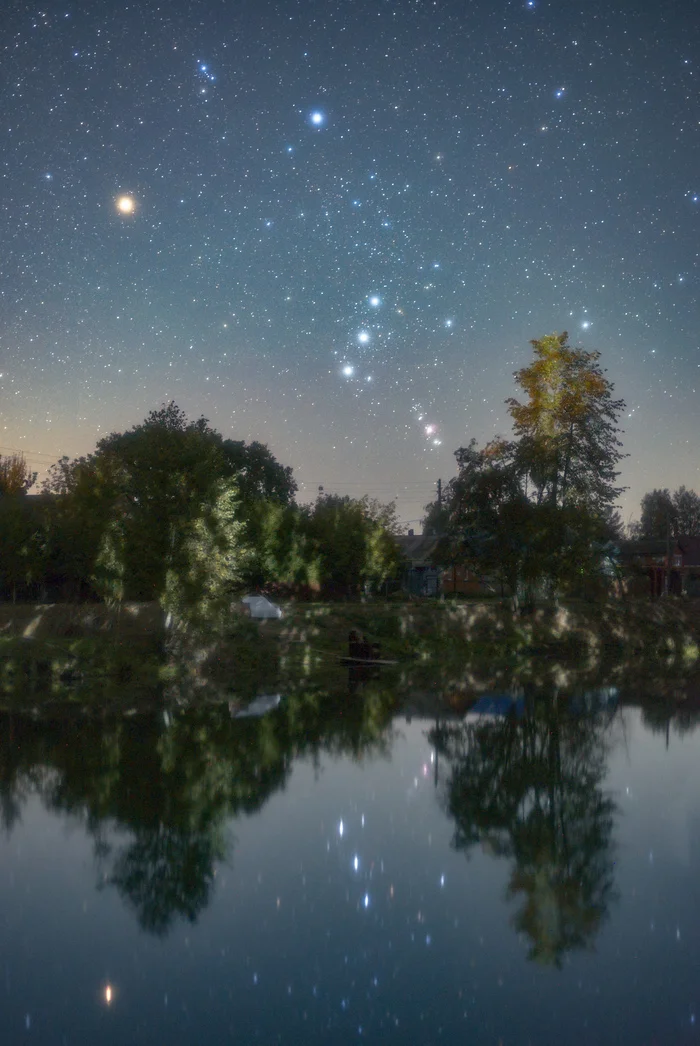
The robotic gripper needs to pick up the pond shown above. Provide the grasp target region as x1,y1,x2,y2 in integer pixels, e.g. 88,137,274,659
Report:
1,676,700,1045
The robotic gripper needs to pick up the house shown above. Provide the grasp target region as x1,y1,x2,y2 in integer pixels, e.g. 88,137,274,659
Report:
396,531,491,597
620,536,700,598
396,532,441,596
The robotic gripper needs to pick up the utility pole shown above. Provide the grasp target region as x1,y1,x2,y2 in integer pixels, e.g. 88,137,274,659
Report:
436,478,444,600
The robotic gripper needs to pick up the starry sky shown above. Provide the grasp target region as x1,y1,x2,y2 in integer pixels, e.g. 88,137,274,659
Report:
2,0,699,526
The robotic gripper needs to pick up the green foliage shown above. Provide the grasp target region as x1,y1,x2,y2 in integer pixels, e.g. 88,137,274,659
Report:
161,479,244,631
0,496,45,601
304,494,402,597
240,499,314,590
40,403,296,612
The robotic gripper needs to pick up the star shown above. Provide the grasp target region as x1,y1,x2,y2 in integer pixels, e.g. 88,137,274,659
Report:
116,195,136,215
309,110,325,126
357,330,370,344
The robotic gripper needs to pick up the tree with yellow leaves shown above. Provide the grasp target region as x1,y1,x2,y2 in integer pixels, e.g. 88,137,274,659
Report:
507,332,626,513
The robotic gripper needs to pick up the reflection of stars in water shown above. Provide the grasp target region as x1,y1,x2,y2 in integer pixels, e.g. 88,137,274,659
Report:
353,855,359,871
338,817,344,837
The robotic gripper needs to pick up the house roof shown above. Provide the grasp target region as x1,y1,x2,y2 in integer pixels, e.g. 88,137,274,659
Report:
396,533,440,565
619,535,700,564
679,536,700,565
620,538,674,558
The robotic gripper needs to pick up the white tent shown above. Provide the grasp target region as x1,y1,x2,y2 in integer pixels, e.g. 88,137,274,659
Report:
241,595,283,619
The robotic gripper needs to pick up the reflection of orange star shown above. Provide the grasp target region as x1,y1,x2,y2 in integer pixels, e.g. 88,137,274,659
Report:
116,195,135,214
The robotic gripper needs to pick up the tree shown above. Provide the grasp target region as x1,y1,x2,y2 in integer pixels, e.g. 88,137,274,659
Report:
0,452,36,495
0,496,45,601
40,403,301,608
507,332,626,512
221,439,297,504
436,439,537,602
634,486,700,539
636,488,675,540
673,486,700,536
430,334,626,603
305,494,402,598
432,691,617,967
160,479,245,630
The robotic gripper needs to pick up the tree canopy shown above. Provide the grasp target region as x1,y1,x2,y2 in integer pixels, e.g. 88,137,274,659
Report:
430,333,626,604
635,486,700,539
39,403,296,616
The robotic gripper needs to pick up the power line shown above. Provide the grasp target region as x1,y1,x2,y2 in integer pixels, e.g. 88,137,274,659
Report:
0,444,62,461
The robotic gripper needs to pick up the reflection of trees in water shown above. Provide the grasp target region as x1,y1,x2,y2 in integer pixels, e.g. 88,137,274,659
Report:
639,696,700,742
431,692,618,967
0,679,398,936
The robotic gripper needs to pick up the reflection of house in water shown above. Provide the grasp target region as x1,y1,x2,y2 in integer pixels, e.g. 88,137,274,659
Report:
621,536,700,598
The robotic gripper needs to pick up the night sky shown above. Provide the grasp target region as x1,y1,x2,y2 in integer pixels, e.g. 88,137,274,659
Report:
2,0,698,526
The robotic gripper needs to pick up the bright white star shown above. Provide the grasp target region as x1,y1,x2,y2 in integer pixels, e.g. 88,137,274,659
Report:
342,365,354,377
310,110,325,126
357,330,370,344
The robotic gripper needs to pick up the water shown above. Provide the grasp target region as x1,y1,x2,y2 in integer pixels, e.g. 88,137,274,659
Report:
1,681,700,1044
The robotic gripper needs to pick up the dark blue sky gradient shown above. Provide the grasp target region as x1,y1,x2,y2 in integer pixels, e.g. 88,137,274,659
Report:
2,0,698,523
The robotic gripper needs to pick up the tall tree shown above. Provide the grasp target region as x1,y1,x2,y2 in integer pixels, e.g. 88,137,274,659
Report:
507,332,626,512
432,334,626,604
636,488,675,540
673,486,700,537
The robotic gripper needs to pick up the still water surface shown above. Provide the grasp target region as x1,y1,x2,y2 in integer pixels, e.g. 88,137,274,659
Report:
1,683,700,1045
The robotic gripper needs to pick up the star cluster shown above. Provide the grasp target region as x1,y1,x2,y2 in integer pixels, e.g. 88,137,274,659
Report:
1,0,698,521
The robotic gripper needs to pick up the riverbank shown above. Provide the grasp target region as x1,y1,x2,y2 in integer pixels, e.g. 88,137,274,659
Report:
0,598,698,702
